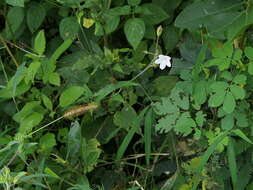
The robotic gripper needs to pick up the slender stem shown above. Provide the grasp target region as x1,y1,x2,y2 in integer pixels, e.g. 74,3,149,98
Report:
0,34,19,67
27,116,64,137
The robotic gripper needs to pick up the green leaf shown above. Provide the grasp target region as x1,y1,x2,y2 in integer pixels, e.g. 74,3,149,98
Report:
208,91,226,107
25,61,41,84
210,81,228,93
232,129,253,144
227,138,237,189
59,86,84,107
230,85,245,100
27,2,46,33
41,94,53,111
19,112,44,135
221,114,234,130
244,46,253,60
153,97,179,115
50,39,73,63
192,131,229,190
59,17,79,40
39,133,56,153
104,14,120,34
4,7,25,39
44,168,60,179
94,81,139,102
175,112,196,136
116,107,148,160
162,25,179,53
124,18,145,49
223,91,236,114
170,87,189,110
113,106,137,129
233,74,247,85
128,0,141,6
107,5,131,16
67,121,81,161
193,81,207,105
6,0,24,7
248,61,253,75
34,30,46,55
140,3,169,25
175,0,242,38
48,72,60,86
156,113,179,133
195,111,206,127
81,138,101,173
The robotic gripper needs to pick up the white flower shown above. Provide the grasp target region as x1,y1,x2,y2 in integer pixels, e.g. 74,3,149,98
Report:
155,55,172,70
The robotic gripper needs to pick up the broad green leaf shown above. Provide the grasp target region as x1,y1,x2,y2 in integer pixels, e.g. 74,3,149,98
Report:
107,5,131,16
193,81,207,105
140,3,169,25
41,94,53,111
27,2,46,33
39,133,56,153
104,14,120,34
233,74,247,85
195,111,206,127
19,112,44,135
175,0,242,38
59,86,84,107
13,101,43,123
4,7,25,39
128,0,141,6
244,46,253,60
48,72,60,86
0,80,30,99
162,25,179,53
210,81,228,93
113,106,137,129
220,71,233,81
208,91,226,107
223,91,236,114
34,30,46,55
11,63,27,97
227,138,237,189
60,17,79,40
6,0,24,7
25,61,41,84
248,61,253,75
221,114,234,130
124,18,145,49
230,85,245,100
212,42,233,58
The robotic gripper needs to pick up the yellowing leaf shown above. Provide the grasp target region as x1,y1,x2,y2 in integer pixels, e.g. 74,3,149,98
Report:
83,18,95,29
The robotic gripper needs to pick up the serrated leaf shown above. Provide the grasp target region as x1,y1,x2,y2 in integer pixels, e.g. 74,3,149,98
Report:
59,86,84,107
156,113,179,133
244,46,253,60
175,112,196,136
223,91,236,114
153,97,179,115
221,114,234,130
34,30,46,55
170,88,189,110
124,18,145,49
230,85,245,100
27,3,46,33
195,111,206,127
59,17,79,40
208,91,226,107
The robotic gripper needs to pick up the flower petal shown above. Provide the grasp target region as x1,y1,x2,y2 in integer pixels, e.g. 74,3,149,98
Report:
159,62,166,70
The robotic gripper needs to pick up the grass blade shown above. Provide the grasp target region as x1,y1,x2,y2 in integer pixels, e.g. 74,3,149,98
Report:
144,107,152,166
227,137,237,189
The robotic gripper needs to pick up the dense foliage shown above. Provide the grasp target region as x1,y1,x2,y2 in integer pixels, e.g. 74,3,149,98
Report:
1,0,253,189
